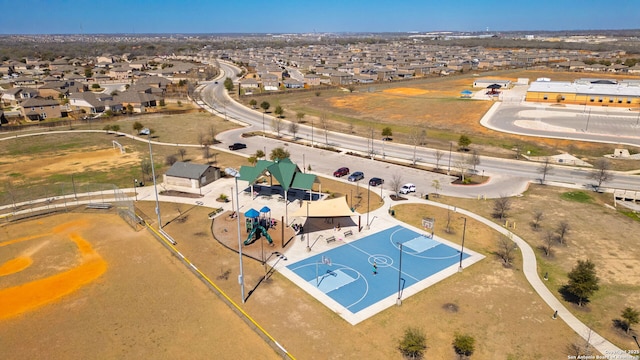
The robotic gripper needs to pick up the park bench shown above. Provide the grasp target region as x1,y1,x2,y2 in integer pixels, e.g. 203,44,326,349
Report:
343,230,353,237
326,236,336,244
86,203,112,209
208,208,224,218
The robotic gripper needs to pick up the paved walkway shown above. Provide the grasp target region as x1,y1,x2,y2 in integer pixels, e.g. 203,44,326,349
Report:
0,169,629,357
133,178,628,357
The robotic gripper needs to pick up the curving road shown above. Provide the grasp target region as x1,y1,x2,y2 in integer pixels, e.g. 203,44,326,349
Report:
196,63,640,199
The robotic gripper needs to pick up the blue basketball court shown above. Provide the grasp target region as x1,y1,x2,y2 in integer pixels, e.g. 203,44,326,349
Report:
284,224,482,324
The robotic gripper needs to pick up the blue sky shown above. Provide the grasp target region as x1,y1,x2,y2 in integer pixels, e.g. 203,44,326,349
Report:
1,0,638,34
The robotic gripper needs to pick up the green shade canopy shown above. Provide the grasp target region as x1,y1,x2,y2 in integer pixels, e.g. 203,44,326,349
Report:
239,158,316,191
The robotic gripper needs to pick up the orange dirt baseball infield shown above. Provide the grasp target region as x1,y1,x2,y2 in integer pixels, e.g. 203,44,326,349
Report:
0,213,280,359
0,219,107,320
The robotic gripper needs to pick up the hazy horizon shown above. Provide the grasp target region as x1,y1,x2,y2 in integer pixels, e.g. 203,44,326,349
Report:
1,0,638,35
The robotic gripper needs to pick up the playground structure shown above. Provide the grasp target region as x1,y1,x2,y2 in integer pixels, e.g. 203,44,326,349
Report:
244,224,273,246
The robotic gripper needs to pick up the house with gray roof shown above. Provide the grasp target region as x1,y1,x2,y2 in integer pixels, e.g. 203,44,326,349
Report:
163,162,221,189
20,97,63,120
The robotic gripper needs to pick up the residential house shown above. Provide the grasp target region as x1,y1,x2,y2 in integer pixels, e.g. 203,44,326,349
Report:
20,97,63,120
330,72,353,86
68,92,122,114
283,79,304,89
261,74,279,91
1,87,39,106
304,73,320,86
239,77,260,89
115,90,158,113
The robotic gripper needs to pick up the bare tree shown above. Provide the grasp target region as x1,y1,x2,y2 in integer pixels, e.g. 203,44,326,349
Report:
445,207,453,233
295,112,305,123
368,127,375,158
197,132,206,148
165,154,178,166
556,221,570,245
538,157,553,184
208,125,217,144
409,127,426,165
531,210,544,231
390,173,403,198
468,149,481,172
543,230,554,257
178,148,187,161
497,233,516,267
493,194,512,219
288,121,299,139
320,114,329,145
432,179,441,197
202,146,212,164
589,158,613,191
3,179,20,209
434,150,444,170
140,159,152,182
454,155,469,183
271,118,283,137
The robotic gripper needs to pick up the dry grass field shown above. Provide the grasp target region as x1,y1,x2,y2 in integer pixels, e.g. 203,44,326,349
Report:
2,69,640,359
0,213,279,360
429,184,640,352
249,69,640,161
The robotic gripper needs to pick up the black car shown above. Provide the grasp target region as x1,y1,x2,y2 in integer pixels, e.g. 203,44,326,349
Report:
369,177,384,186
229,143,247,150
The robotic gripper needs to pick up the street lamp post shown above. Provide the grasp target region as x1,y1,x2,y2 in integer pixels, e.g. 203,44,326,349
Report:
262,112,265,137
366,181,371,230
306,201,310,252
397,242,403,306
133,179,138,201
148,134,162,229
311,119,314,147
459,217,467,271
225,167,245,303
447,141,453,176
585,108,592,132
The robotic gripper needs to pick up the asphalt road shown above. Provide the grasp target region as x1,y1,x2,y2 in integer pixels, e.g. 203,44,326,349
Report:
195,63,640,198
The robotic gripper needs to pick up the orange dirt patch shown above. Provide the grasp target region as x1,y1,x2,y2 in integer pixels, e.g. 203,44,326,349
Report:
0,256,32,276
0,148,138,179
0,223,107,320
382,87,431,96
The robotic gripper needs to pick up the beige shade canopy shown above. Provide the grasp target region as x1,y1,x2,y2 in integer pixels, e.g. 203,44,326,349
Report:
290,197,354,218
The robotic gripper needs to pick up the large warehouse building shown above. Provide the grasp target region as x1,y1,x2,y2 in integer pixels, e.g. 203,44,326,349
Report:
525,78,640,108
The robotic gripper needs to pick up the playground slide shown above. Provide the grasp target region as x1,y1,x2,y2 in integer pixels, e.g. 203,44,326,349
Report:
244,225,273,246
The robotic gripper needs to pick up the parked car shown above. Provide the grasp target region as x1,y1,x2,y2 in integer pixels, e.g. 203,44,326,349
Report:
333,167,350,177
348,171,364,182
369,177,384,186
399,183,416,194
382,137,393,141
228,143,247,150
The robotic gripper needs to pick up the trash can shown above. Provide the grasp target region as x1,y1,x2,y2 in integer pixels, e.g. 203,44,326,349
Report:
424,194,429,200
390,209,395,216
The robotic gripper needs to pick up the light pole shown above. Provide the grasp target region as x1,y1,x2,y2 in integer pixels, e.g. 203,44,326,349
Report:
306,201,310,252
459,217,467,271
585,108,592,132
262,112,265,137
133,179,138,201
447,141,453,176
311,118,314,147
148,134,162,229
366,181,371,230
397,242,403,306
225,167,245,303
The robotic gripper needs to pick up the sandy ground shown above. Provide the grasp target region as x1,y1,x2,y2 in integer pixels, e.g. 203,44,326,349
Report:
0,213,280,360
0,147,138,179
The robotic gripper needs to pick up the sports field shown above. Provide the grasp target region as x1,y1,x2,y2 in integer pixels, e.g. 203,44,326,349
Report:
0,212,280,360
284,224,483,324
